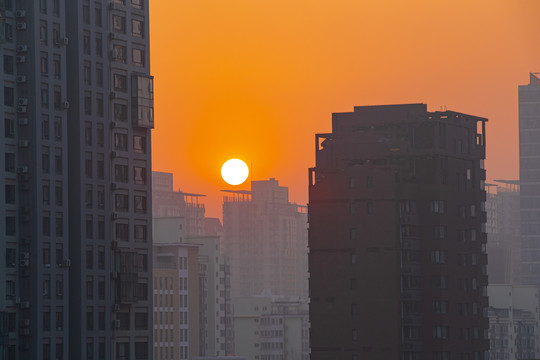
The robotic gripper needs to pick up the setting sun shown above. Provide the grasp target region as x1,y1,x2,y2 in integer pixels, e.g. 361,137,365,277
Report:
221,159,250,185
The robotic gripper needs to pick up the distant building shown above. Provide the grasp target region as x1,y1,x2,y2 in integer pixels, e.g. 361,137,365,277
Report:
488,285,540,360
309,104,489,359
0,1,154,359
486,181,520,284
152,171,206,236
153,243,200,360
222,179,308,299
154,216,234,357
233,296,309,360
519,73,540,285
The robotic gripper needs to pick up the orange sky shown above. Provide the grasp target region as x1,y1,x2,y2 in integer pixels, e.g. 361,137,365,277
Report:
150,0,540,218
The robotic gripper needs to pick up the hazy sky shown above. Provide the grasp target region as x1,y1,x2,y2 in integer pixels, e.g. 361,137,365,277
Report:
150,0,540,217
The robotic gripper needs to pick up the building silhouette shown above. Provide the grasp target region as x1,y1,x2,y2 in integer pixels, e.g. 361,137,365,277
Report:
221,179,308,300
0,0,153,359
308,104,489,359
519,73,540,285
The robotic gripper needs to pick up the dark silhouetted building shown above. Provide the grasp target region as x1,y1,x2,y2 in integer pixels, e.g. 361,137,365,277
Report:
308,104,489,359
0,1,153,359
519,73,540,285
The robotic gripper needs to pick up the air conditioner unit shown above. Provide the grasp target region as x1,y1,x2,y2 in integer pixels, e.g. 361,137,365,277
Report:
16,23,27,31
16,56,26,63
16,75,27,83
17,166,28,174
16,44,28,52
19,319,30,327
112,303,120,312
111,271,119,279
15,10,26,17
18,118,29,126
20,301,30,309
63,259,72,268
20,252,30,259
111,240,119,249
62,37,69,45
18,98,28,106
17,106,27,113
19,140,29,148
110,151,118,158
112,319,121,328
63,101,70,109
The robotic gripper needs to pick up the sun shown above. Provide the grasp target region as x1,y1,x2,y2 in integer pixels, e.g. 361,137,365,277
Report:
221,159,249,185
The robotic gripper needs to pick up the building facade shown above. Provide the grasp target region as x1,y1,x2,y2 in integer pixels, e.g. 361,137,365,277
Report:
233,296,309,360
309,104,489,359
488,285,540,360
0,0,153,358
153,243,200,360
519,73,540,285
222,179,308,299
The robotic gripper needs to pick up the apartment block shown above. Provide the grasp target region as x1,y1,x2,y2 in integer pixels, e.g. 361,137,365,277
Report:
309,104,489,359
0,0,154,358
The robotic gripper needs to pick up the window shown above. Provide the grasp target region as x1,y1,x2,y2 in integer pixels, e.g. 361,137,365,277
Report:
86,279,93,300
97,94,104,117
4,153,15,172
113,15,126,33
40,0,47,13
55,212,63,236
96,64,103,87
114,74,127,91
135,313,148,330
366,176,373,188
132,19,144,37
97,186,105,209
430,251,447,264
41,86,49,108
115,165,128,182
86,216,93,239
53,55,61,79
41,54,48,75
54,117,62,140
43,213,51,236
86,185,93,208
114,104,127,121
133,135,146,153
40,23,48,45
5,216,16,236
367,202,373,214
134,342,148,360
56,311,63,331
134,195,146,213
43,117,50,139
5,248,16,268
430,200,446,214
43,311,51,331
84,63,91,85
84,92,92,115
115,194,129,211
97,155,104,179
83,3,90,24
433,226,447,239
134,224,147,242
3,55,14,74
53,0,60,16
115,133,128,151
54,87,61,110
98,217,105,239
85,153,93,177
112,45,127,63
433,326,448,339
55,149,63,175
98,250,105,269
53,23,60,45
6,280,16,299
133,48,144,67
134,167,146,184
4,118,14,138
132,0,143,9
5,184,15,204
432,300,448,314
432,276,448,289
4,86,14,106
83,31,91,54
95,33,103,57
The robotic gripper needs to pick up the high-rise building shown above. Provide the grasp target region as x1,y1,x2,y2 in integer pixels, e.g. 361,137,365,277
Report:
309,104,489,359
486,180,520,284
519,73,540,285
0,0,153,359
221,179,308,299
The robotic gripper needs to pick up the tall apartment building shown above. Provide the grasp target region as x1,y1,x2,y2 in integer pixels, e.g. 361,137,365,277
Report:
309,104,489,359
488,285,540,360
153,243,200,360
0,0,153,359
222,179,308,299
486,180,520,284
519,73,540,285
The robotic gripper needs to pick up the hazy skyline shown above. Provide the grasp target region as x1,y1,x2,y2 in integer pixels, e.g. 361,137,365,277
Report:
150,0,540,217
